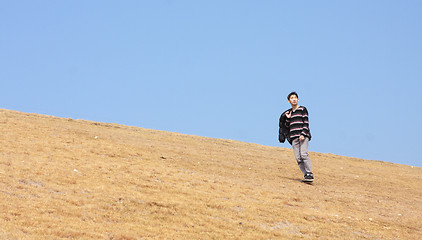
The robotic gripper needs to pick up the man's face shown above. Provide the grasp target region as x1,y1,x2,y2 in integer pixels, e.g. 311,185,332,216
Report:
288,95,299,105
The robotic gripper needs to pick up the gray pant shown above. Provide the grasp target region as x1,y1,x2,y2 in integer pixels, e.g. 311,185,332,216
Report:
292,137,313,175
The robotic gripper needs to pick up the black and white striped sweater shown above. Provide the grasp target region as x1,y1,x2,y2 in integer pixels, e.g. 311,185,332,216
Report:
280,106,311,144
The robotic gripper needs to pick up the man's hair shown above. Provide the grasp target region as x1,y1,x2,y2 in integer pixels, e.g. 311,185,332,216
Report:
287,91,299,100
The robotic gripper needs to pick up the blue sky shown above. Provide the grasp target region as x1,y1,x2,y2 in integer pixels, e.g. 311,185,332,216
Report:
1,1,421,167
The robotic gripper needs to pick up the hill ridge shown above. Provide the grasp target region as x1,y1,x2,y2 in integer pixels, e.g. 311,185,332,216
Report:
1,109,421,239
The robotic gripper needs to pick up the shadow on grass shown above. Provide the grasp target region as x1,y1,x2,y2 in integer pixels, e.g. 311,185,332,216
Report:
282,177,314,185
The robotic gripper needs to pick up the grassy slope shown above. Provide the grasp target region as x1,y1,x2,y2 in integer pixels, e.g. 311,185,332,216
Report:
0,109,421,239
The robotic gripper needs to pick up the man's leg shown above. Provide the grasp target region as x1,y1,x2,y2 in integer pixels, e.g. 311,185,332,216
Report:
299,137,313,174
292,138,307,175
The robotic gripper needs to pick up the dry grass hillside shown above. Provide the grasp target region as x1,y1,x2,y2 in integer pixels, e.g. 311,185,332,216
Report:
0,109,421,239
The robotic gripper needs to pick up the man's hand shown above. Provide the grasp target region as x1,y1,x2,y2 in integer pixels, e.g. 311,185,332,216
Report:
285,111,291,118
299,135,305,141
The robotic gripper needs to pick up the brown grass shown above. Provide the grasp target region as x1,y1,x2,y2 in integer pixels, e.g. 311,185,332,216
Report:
0,108,421,239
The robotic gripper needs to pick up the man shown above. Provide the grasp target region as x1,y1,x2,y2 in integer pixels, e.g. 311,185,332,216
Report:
279,92,314,182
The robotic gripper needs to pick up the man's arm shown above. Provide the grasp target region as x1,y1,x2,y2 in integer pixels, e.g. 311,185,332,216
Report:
300,107,310,140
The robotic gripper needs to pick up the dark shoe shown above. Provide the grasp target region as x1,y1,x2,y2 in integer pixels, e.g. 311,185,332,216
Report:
303,173,314,182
